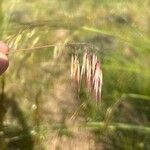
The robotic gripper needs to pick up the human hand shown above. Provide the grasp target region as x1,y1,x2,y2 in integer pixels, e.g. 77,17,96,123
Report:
0,41,9,75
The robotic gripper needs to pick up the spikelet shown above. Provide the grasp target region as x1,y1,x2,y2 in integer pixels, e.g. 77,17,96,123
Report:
81,50,88,78
31,36,40,47
86,54,92,91
71,54,75,79
85,55,90,81
27,29,36,38
76,59,80,87
53,45,59,59
91,54,97,77
93,62,103,102
73,55,78,80
70,54,81,92
13,34,22,50
99,65,103,101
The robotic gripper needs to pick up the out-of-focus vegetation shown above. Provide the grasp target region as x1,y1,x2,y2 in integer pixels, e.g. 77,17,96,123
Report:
0,0,150,149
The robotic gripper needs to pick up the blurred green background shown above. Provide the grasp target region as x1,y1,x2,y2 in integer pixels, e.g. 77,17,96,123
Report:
0,0,150,149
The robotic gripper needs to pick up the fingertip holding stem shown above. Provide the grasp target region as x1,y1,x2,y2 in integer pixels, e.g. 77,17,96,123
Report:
0,41,9,75
0,41,9,55
0,53,9,75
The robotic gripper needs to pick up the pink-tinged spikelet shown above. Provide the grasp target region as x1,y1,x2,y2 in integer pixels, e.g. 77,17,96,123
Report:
71,54,78,80
71,54,74,79
93,62,103,103
86,54,92,90
74,55,78,80
76,60,80,87
91,54,97,77
99,67,103,101
81,50,88,79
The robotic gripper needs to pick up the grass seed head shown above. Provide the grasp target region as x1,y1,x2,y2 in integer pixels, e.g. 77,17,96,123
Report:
70,48,103,103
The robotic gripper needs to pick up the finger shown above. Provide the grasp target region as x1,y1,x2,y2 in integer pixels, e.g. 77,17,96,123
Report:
0,41,9,55
0,52,9,75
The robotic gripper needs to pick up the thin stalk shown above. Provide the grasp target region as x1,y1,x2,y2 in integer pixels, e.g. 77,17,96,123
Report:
82,26,150,52
0,76,6,149
86,122,150,134
3,121,150,143
122,93,150,101
9,42,99,54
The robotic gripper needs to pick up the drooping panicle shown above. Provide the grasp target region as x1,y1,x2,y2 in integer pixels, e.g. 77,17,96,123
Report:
70,48,103,104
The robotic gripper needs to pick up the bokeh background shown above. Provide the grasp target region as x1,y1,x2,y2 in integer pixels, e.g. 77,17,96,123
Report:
0,0,150,149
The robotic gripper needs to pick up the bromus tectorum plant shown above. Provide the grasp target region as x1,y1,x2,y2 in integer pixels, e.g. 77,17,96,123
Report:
8,40,103,104
8,40,102,104
71,48,103,104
